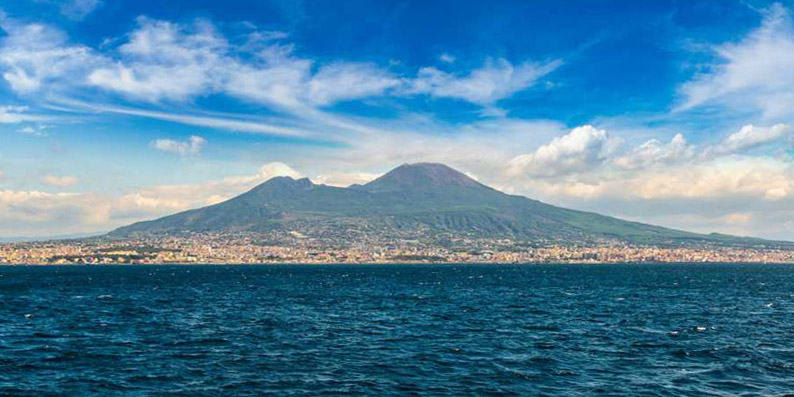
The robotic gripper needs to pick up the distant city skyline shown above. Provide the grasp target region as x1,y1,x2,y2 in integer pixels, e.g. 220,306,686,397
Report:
1,0,794,239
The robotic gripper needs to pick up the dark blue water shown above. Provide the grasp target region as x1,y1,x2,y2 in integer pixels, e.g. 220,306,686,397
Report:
1,264,794,396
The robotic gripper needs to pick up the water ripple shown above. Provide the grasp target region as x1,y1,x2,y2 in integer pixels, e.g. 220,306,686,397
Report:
1,263,794,395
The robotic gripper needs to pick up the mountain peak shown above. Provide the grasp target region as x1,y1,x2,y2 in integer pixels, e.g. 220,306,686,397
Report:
250,176,314,195
363,162,484,192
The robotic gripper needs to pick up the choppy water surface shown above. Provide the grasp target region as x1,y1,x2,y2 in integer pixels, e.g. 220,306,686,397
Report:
1,264,794,396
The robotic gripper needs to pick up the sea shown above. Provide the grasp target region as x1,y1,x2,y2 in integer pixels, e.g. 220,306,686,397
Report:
1,263,793,396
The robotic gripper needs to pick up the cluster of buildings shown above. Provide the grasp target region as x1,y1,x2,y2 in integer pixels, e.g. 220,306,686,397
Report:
1,232,793,265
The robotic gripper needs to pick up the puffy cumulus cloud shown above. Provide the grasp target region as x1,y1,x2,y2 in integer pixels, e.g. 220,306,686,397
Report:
479,120,794,239
410,58,561,106
710,123,793,155
502,125,794,200
614,133,695,169
251,162,303,181
500,122,792,180
504,156,794,239
42,175,79,187
678,4,794,119
151,135,207,156
506,125,620,177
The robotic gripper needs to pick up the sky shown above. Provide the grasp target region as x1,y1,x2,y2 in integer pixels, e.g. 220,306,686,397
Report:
1,0,794,240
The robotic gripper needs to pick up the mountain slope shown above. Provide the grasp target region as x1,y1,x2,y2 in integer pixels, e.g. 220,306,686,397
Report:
109,163,775,247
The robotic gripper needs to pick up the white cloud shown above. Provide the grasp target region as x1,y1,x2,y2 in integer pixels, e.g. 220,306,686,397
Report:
113,162,301,218
307,63,399,106
246,30,289,42
506,125,620,177
504,155,794,239
60,0,102,21
439,53,456,63
17,124,51,136
314,171,381,187
711,123,793,155
86,19,397,109
0,162,303,237
222,54,311,108
151,135,207,156
0,15,101,94
0,13,559,131
624,157,792,200
252,162,303,181
42,175,79,187
410,58,561,105
0,105,31,123
88,17,225,102
678,4,794,119
614,133,694,169
0,190,104,227
61,100,308,137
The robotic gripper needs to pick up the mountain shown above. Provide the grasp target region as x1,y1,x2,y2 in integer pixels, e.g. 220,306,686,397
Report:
109,163,776,247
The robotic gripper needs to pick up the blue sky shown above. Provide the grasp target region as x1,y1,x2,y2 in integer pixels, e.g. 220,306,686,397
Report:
1,0,794,239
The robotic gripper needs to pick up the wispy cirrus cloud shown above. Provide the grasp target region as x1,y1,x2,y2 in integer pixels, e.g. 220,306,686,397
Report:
409,58,561,106
0,14,558,115
0,12,100,94
87,17,226,102
55,99,311,137
677,3,794,119
17,124,51,136
59,0,102,21
0,105,32,123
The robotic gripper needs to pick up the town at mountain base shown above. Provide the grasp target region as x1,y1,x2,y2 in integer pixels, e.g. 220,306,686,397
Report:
110,163,782,249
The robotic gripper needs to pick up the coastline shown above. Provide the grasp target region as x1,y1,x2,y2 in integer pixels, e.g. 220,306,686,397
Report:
2,261,794,266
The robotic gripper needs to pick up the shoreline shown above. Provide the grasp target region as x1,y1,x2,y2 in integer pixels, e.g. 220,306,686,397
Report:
2,261,794,266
